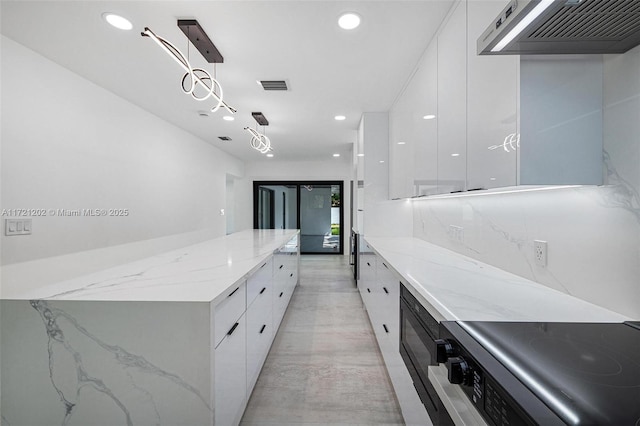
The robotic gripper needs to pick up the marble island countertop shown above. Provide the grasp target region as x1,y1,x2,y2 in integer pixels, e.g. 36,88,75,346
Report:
365,236,630,323
1,229,299,303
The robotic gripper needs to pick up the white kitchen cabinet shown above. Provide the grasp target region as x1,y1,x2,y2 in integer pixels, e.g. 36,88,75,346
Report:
388,0,602,198
246,259,274,392
389,41,439,199
437,0,467,194
214,233,299,426
357,113,389,235
272,241,299,331
357,247,429,425
214,313,247,426
358,242,377,311
466,1,519,190
247,259,272,308
214,282,247,348
371,259,400,361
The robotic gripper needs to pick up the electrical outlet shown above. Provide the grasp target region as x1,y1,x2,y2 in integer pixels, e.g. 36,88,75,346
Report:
448,225,464,243
534,240,547,267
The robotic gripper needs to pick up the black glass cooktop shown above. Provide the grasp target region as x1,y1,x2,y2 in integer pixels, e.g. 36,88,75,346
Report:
458,321,640,426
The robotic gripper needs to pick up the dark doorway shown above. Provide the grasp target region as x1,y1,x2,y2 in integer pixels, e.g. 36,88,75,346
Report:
257,187,275,229
253,181,344,255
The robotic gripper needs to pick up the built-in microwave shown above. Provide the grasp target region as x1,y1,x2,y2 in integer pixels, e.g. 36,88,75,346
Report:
399,284,454,426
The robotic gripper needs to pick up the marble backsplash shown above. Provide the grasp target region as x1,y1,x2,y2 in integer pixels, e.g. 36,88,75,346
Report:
412,180,640,319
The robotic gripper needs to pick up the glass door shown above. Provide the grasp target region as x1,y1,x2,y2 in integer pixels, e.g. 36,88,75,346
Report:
253,181,343,254
256,185,296,229
299,184,341,253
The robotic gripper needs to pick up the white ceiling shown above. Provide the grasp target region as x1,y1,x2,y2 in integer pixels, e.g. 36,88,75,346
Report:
1,0,455,162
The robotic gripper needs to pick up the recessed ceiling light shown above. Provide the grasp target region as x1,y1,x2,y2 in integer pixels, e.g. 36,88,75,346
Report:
333,153,341,157
379,160,385,163
451,153,460,157
102,13,133,31
357,153,365,157
223,115,234,121
266,153,274,158
338,13,361,30
334,115,346,121
398,141,406,145
423,114,436,120
490,177,497,181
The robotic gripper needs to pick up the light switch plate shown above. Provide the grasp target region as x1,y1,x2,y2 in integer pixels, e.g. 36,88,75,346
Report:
5,219,32,236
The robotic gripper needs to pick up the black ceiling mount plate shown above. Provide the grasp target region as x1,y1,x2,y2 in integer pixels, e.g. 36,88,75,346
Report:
177,19,224,63
252,112,269,126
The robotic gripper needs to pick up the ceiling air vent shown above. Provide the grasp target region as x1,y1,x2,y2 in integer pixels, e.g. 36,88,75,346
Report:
218,136,232,141
259,80,288,91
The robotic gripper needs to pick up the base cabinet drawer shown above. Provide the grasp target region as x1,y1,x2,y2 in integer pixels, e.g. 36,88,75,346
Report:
214,283,247,348
247,259,272,308
246,290,274,391
273,283,292,330
215,313,247,426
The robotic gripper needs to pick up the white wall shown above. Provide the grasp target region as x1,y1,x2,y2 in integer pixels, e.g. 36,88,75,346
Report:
1,37,244,282
411,46,640,319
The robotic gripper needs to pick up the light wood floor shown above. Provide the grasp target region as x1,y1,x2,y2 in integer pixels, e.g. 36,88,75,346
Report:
241,255,404,425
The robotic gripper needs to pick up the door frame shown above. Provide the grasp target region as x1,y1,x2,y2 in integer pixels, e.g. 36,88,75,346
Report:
253,180,344,255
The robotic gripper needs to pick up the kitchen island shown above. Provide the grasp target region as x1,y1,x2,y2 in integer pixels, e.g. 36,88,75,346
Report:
1,229,299,426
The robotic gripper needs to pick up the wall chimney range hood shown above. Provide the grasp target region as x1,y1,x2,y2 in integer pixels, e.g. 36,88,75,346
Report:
478,0,640,55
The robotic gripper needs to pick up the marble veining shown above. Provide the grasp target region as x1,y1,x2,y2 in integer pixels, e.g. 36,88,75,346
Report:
461,199,574,295
2,229,299,303
28,300,211,426
365,236,630,322
411,180,640,318
602,149,640,223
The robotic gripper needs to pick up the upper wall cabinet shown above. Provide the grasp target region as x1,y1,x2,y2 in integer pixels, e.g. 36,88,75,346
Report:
389,42,438,198
389,0,603,199
437,1,467,194
466,1,519,190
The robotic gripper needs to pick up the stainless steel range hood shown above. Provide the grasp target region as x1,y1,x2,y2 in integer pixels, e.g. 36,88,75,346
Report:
478,0,640,55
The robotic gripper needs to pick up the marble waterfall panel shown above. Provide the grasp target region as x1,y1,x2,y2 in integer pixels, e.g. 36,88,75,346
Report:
1,300,212,426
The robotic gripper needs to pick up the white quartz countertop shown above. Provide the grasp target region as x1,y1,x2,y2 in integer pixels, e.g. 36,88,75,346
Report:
1,229,299,303
364,237,630,322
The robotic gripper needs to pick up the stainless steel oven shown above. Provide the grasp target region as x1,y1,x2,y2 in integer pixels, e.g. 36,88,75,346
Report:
400,284,453,426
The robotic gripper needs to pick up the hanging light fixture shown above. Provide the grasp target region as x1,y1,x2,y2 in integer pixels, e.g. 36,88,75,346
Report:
244,127,272,154
141,23,236,114
245,111,273,154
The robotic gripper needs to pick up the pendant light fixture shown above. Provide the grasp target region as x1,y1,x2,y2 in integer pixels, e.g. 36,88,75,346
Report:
141,21,236,114
245,111,272,154
244,127,272,154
